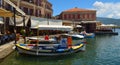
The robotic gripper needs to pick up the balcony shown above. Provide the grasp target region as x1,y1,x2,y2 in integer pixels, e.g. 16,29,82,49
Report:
0,0,3,8
21,1,35,7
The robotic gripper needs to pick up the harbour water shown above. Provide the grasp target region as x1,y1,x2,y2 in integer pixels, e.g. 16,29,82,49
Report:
0,29,120,65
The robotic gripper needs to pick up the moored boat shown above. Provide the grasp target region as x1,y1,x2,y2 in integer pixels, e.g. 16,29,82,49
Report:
80,33,95,38
61,34,84,40
80,31,95,38
16,37,85,56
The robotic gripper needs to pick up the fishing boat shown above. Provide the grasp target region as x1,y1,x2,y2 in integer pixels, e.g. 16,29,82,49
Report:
16,37,85,56
15,23,85,56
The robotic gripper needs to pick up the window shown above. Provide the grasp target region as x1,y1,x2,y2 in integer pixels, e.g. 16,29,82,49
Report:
64,14,67,19
0,0,2,7
92,14,95,18
39,0,42,6
87,14,89,19
82,14,85,19
36,0,39,6
23,7,28,14
68,14,71,19
77,14,80,19
35,10,39,17
29,0,33,3
39,10,41,16
72,14,75,19
30,9,33,15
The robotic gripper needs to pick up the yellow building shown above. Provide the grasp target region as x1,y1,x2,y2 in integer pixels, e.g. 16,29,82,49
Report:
2,0,53,18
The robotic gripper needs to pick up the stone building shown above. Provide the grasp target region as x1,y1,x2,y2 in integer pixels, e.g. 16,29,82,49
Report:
59,7,96,21
58,7,97,33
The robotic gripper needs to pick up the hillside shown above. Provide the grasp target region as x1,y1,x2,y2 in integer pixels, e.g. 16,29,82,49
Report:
97,17,120,26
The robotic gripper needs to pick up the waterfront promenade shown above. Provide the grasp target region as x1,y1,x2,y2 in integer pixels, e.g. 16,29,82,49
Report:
0,38,24,59
0,41,15,59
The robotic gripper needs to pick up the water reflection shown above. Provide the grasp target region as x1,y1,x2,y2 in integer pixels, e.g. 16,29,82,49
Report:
1,51,82,65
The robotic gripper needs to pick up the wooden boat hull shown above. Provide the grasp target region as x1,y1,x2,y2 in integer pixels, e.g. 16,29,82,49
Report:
16,43,85,56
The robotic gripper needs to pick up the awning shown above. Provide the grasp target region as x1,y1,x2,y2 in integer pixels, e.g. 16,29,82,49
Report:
0,18,3,24
0,8,13,17
9,16,30,26
81,21,98,23
100,24,117,27
76,25,82,28
31,17,48,28
31,16,63,28
0,21,3,24
48,19,62,25
31,25,73,31
4,0,25,16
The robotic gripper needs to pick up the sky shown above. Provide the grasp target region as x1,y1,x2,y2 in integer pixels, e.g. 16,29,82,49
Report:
48,0,120,19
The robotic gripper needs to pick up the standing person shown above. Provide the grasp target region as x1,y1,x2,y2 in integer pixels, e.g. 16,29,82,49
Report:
67,36,72,48
16,33,20,41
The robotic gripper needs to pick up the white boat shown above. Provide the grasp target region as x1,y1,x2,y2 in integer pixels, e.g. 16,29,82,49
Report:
61,34,84,40
80,31,95,38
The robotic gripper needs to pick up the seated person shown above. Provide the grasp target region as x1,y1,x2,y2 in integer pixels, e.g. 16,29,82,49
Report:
59,38,67,49
44,35,49,40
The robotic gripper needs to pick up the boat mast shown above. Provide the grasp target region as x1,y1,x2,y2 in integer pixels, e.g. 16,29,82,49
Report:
36,25,39,55
23,16,26,44
13,8,16,44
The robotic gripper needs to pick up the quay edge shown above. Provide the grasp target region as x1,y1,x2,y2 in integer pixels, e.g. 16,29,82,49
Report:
0,41,15,60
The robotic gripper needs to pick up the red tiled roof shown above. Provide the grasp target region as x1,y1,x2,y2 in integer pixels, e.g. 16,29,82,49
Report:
63,7,96,12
